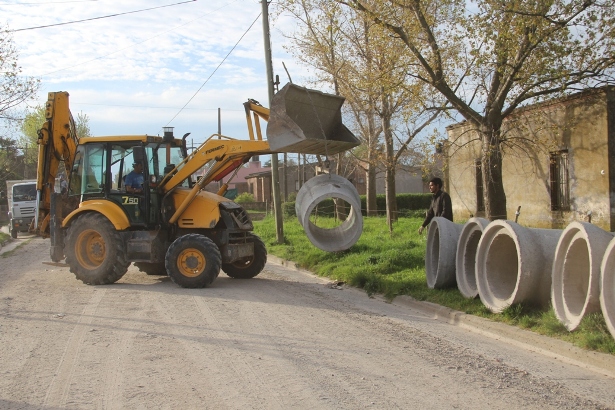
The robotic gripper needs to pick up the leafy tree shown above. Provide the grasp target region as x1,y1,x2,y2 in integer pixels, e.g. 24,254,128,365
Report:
234,192,255,203
278,0,445,232
0,26,39,123
338,0,615,220
20,105,91,179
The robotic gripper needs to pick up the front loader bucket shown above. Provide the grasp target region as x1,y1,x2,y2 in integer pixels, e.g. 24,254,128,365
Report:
267,83,360,155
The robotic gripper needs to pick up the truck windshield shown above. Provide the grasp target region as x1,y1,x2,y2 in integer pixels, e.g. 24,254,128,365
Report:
13,184,36,201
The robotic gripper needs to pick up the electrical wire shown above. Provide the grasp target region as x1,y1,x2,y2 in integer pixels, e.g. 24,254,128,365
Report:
165,12,261,126
9,0,196,32
0,0,99,5
74,102,243,111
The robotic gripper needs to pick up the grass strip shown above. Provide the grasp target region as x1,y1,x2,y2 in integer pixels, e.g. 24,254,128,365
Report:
253,215,615,354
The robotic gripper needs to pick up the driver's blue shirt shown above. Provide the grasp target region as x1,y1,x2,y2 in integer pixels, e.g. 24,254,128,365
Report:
124,171,144,190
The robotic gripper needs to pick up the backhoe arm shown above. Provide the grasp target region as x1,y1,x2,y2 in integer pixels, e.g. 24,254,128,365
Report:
35,91,79,236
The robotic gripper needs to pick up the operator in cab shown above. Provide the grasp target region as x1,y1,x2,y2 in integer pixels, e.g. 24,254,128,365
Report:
125,162,144,194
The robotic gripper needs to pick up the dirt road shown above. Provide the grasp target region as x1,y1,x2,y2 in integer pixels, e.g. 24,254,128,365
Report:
0,236,613,409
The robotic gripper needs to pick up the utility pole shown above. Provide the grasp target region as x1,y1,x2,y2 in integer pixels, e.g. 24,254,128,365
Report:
262,0,284,243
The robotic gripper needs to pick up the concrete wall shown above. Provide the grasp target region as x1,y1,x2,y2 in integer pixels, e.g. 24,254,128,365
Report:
446,88,613,230
374,166,425,195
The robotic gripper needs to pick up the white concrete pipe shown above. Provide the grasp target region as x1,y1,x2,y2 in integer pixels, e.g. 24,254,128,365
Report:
551,222,614,331
425,217,464,289
455,218,489,298
476,220,562,313
601,236,615,340
295,173,363,252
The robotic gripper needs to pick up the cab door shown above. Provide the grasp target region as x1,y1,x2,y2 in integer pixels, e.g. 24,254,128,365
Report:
107,144,147,225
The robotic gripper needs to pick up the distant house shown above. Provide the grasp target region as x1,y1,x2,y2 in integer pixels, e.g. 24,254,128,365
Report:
245,160,365,203
244,158,429,204
204,157,269,197
445,86,615,231
372,164,428,195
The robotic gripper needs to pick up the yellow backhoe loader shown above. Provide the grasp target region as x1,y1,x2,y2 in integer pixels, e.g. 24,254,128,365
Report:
33,84,359,288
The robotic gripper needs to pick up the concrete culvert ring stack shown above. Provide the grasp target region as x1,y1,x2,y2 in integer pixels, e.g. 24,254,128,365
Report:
455,218,489,298
476,220,562,313
425,217,463,289
295,174,363,252
551,222,613,331
601,237,615,340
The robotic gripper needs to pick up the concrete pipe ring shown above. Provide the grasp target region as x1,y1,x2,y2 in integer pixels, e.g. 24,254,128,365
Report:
600,236,615,340
295,174,363,252
425,217,464,289
551,222,613,331
476,220,562,313
455,218,489,298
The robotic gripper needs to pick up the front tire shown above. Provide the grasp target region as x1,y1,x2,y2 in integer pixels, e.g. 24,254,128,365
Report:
65,213,129,285
10,228,17,239
222,234,267,279
165,234,221,288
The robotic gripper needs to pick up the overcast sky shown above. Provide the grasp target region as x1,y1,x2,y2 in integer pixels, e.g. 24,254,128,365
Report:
2,0,307,146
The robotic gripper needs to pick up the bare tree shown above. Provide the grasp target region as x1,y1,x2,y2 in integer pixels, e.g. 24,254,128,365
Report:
0,26,39,124
339,0,615,220
278,0,445,232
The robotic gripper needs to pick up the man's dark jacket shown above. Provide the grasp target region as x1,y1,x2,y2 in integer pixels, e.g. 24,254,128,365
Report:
421,190,453,228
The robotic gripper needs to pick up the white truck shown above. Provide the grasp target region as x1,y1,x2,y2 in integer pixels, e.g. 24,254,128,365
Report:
6,179,37,239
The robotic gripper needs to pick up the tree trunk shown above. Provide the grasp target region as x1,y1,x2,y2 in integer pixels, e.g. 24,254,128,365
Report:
480,125,507,221
382,94,397,231
366,162,377,216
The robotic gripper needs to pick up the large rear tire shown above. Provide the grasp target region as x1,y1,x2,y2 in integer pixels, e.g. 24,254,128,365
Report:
134,262,168,276
222,234,267,279
65,213,129,285
165,234,221,288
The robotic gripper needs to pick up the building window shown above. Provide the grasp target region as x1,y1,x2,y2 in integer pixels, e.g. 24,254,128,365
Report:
550,150,570,211
475,159,484,213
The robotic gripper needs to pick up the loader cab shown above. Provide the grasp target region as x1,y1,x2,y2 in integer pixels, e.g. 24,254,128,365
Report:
68,138,187,227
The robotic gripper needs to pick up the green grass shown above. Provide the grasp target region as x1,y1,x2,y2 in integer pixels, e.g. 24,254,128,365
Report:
253,215,615,355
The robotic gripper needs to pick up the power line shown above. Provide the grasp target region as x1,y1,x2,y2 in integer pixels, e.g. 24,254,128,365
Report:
0,0,100,5
74,102,243,111
9,0,196,32
165,12,261,126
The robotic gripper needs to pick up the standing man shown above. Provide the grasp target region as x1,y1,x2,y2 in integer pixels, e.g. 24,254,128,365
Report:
418,177,453,234
125,162,144,194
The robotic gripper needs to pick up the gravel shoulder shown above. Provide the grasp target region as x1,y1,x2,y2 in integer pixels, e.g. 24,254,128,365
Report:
0,236,613,409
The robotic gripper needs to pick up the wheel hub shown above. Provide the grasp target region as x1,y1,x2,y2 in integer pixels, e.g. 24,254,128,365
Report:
177,249,206,277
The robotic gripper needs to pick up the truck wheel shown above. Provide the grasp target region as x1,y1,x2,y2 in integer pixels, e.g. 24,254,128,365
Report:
10,228,17,239
65,213,129,285
222,234,267,279
165,234,221,288
134,262,167,276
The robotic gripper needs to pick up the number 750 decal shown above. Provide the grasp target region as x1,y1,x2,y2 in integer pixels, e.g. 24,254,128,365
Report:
122,197,139,204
